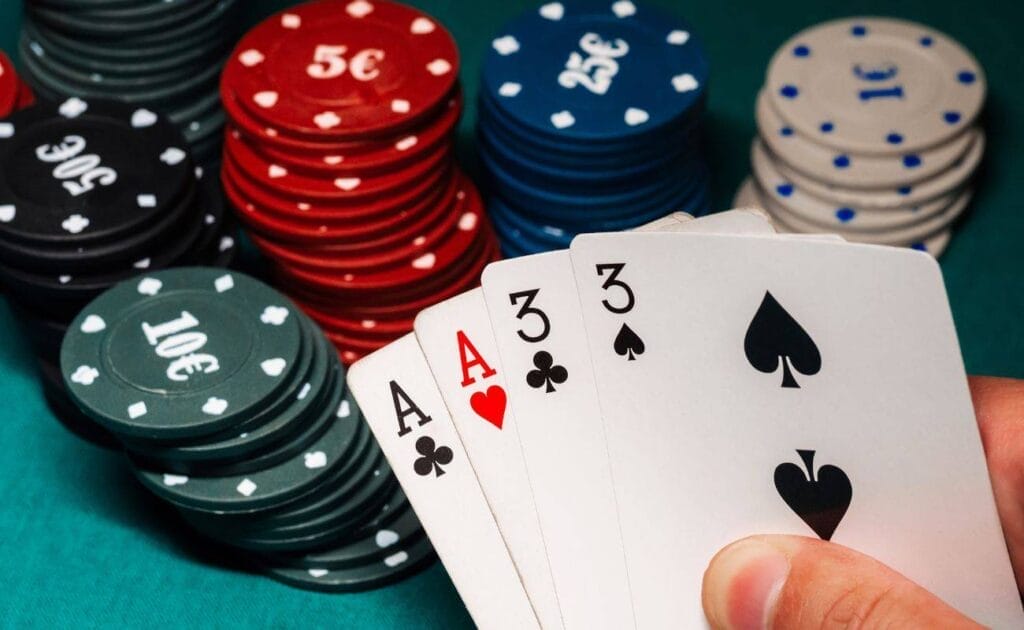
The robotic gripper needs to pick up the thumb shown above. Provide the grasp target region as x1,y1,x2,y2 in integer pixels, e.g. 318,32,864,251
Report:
701,535,984,630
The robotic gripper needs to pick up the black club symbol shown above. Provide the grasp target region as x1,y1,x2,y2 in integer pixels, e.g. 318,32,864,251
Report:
413,436,454,478
526,350,568,393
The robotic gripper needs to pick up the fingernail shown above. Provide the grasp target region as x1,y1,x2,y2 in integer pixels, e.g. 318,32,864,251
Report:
704,538,790,630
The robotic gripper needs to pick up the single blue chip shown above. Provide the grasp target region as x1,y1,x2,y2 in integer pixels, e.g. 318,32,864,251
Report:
481,1,708,143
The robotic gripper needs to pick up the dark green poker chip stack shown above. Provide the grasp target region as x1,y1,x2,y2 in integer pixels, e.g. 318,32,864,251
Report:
0,97,237,445
60,267,434,592
18,0,240,166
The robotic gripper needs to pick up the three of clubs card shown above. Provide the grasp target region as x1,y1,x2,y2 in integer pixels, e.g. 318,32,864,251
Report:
348,210,1023,629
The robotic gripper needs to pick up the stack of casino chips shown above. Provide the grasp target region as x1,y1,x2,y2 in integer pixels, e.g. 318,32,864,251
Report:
220,0,498,365
0,51,36,114
736,17,986,257
61,268,433,592
0,98,236,445
477,1,710,257
18,0,240,165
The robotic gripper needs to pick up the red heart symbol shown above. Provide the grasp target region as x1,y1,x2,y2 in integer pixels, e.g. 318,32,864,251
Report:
470,385,507,429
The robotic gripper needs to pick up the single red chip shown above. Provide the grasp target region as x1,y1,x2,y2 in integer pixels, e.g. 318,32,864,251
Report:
0,53,20,118
221,0,459,140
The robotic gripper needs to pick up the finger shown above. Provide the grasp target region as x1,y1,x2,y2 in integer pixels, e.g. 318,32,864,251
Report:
969,376,1024,586
702,535,983,630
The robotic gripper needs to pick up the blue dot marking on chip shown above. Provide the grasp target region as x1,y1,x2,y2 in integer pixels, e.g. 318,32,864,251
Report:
775,183,794,197
780,126,793,137
898,186,912,195
920,36,933,47
943,111,962,125
851,24,868,37
780,85,799,99
820,121,834,133
833,155,850,169
911,242,927,251
793,45,810,57
958,71,976,85
902,154,922,168
835,208,856,223
886,132,904,145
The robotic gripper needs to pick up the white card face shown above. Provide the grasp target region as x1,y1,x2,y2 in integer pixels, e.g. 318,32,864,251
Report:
414,291,563,630
482,251,636,630
569,234,1023,628
479,209,783,629
347,335,540,630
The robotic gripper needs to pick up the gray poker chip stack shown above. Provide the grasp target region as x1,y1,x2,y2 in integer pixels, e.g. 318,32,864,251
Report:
735,17,987,257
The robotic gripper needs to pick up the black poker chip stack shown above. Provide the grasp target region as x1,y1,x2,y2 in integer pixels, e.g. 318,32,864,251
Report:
18,0,240,166
0,97,237,445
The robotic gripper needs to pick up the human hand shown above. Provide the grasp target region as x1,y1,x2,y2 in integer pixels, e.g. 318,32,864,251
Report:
701,376,1024,629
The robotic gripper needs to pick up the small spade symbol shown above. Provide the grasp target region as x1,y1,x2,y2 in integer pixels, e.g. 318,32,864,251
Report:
613,323,645,361
744,291,821,388
774,449,852,541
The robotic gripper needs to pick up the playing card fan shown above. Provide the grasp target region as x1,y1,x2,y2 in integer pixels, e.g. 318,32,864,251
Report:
735,17,986,256
349,210,1022,629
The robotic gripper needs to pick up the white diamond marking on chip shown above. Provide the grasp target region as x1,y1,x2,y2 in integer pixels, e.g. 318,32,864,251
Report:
137,194,157,208
254,91,278,108
128,401,147,418
261,358,287,377
214,274,234,293
261,306,290,325
395,136,417,151
492,35,520,56
237,479,257,496
239,49,265,66
137,277,162,295
281,13,301,28
131,109,157,128
551,110,575,129
80,315,106,333
314,111,341,130
304,452,327,469
59,98,88,118
346,1,373,18
391,99,411,114
498,82,522,98
161,147,186,165
202,397,228,415
71,365,99,386
611,1,637,17
163,474,188,487
337,400,351,418
672,73,698,93
297,383,311,400
539,2,564,20
426,59,452,76
384,551,409,567
667,30,690,45
62,214,90,234
376,530,399,548
410,17,435,33
624,107,650,126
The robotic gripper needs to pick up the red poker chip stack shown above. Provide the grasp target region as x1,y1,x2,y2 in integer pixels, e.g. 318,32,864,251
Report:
219,0,498,364
0,52,36,116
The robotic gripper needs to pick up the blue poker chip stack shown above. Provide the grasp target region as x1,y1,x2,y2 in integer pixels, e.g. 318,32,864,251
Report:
477,1,710,256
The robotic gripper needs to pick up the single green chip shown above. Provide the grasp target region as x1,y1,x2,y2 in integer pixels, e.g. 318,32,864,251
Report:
61,268,304,440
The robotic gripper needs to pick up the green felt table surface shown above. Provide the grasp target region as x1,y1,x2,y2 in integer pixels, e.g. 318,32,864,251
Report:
0,1,1021,628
